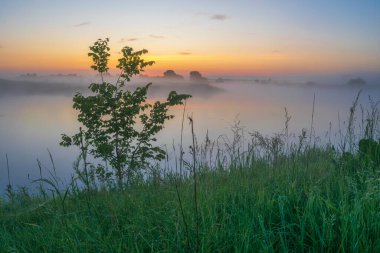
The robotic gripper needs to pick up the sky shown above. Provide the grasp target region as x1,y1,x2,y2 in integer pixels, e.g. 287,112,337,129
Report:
0,0,379,77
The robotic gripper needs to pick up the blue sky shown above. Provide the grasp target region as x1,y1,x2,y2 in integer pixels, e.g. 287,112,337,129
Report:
1,0,379,75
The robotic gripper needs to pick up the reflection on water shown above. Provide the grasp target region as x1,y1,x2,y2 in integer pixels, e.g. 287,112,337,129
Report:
0,79,379,189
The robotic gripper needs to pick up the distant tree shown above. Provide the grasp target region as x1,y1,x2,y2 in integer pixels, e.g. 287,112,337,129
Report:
189,71,202,79
163,70,183,79
189,71,207,82
60,38,191,187
348,77,366,86
215,77,224,83
20,73,37,78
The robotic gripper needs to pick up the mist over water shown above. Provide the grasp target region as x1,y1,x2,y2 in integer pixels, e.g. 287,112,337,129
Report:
0,75,379,190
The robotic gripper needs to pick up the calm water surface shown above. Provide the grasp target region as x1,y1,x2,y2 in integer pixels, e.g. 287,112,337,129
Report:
0,79,379,189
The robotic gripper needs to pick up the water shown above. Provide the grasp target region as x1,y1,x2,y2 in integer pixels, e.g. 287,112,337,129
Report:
0,77,379,189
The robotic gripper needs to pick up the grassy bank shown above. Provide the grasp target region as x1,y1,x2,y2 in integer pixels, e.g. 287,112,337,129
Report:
1,91,380,252
0,142,379,252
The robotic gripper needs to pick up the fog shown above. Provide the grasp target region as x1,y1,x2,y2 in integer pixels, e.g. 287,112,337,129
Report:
0,73,379,190
0,75,224,99
1,70,380,98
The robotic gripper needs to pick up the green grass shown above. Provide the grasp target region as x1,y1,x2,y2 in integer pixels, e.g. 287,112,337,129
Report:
1,94,379,252
1,145,379,252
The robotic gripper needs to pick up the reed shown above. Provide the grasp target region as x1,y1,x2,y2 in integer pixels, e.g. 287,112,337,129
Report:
0,96,379,252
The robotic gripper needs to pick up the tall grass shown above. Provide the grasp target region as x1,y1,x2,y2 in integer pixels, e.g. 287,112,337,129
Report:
0,96,379,252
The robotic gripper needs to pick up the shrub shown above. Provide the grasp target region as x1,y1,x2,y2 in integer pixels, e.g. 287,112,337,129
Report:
61,38,191,187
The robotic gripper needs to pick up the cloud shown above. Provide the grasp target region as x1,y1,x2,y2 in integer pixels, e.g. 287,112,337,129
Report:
119,38,139,43
211,14,228,21
73,22,90,27
178,52,191,55
149,34,165,39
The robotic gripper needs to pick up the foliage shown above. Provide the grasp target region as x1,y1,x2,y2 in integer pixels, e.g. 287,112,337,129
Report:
60,38,191,186
359,138,380,162
2,98,380,251
2,142,380,252
336,138,380,173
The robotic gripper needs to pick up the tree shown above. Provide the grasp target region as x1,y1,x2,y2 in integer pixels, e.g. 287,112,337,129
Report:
189,71,207,82
163,70,183,79
60,38,191,187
